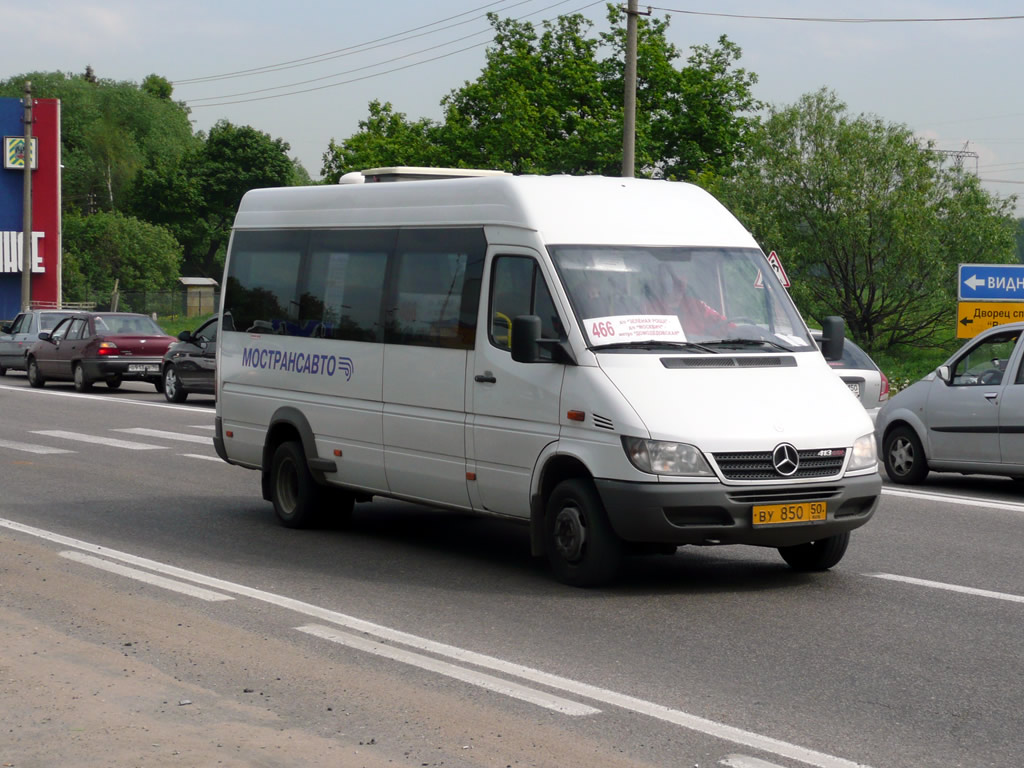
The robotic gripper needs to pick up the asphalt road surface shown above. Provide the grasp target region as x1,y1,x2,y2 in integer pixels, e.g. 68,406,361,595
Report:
1,373,1022,768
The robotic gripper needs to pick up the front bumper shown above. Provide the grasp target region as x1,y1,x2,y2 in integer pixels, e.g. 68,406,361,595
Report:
596,472,881,548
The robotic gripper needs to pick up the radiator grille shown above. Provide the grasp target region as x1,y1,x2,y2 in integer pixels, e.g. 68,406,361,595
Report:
713,448,845,481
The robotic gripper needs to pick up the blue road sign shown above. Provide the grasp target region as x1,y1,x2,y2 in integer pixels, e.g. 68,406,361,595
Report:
958,263,1024,300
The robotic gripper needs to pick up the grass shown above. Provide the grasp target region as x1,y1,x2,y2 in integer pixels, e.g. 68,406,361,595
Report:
156,314,214,338
872,344,959,394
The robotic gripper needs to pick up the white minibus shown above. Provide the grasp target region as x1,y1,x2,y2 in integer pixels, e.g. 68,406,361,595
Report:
213,173,880,586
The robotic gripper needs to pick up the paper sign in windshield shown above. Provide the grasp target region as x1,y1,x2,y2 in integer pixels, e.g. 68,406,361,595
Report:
584,315,687,346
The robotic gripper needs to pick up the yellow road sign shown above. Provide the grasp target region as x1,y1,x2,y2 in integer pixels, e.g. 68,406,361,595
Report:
957,301,1024,338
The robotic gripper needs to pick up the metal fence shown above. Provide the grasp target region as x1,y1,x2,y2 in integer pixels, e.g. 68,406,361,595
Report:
37,290,219,320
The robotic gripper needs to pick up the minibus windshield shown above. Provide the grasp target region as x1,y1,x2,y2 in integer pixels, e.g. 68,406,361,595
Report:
548,245,813,351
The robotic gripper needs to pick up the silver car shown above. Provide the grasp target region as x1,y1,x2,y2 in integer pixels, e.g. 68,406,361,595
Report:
875,321,1024,484
0,310,77,375
811,330,889,422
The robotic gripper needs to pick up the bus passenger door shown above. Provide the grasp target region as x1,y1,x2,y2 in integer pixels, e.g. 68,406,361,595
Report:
469,251,565,518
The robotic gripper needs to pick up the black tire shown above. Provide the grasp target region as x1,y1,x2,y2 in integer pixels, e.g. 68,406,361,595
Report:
883,425,928,485
270,441,325,529
778,531,850,571
164,365,188,403
106,376,122,390
73,363,92,392
0,362,6,376
152,376,165,394
544,478,623,587
26,357,44,388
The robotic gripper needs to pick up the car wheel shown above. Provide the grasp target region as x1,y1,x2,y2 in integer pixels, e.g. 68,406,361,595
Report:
778,531,850,571
73,363,92,392
883,426,928,485
152,376,165,394
544,478,623,587
270,441,325,529
106,375,122,389
0,362,6,376
26,357,44,388
163,365,188,403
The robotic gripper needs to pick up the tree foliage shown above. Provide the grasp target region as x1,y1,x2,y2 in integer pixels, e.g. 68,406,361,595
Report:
322,6,760,181
126,120,300,278
714,89,1018,351
62,210,182,302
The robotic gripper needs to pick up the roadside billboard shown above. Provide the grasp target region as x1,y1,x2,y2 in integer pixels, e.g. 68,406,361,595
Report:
0,96,61,320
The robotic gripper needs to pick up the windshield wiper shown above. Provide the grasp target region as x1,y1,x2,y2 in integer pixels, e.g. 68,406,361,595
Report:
702,338,794,352
593,340,718,353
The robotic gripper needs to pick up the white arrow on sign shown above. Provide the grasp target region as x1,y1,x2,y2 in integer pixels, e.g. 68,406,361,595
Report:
963,274,985,291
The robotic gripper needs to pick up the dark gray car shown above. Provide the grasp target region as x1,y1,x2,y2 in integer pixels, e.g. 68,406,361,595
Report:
162,316,218,403
0,310,78,375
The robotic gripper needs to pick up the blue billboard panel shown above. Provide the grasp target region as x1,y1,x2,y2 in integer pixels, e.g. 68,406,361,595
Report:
958,263,1024,301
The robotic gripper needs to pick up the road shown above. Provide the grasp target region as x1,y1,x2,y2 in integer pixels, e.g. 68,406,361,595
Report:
1,373,1022,768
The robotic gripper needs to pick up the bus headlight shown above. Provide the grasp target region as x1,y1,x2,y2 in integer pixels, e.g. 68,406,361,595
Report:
622,437,713,476
847,433,878,471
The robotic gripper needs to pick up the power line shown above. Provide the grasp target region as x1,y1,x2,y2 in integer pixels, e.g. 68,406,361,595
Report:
173,0,517,85
186,0,603,109
647,7,1024,23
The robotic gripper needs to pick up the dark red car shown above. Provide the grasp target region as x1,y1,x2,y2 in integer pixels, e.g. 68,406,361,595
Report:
26,312,176,393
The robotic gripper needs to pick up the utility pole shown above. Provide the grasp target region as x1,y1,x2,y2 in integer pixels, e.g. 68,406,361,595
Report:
21,81,33,311
621,0,639,177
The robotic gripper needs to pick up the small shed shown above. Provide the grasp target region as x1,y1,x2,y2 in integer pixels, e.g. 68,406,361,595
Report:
179,277,219,317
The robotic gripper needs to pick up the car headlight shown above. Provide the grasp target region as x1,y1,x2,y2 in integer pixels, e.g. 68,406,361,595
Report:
847,433,877,471
622,437,713,476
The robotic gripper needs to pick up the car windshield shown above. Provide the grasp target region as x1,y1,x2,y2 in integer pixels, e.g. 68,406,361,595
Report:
548,245,812,350
93,314,164,335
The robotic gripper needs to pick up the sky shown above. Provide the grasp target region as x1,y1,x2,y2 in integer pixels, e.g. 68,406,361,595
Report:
6,1,1024,213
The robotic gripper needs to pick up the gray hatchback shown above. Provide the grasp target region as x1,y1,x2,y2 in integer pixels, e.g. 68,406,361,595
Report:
876,321,1024,484
0,309,77,375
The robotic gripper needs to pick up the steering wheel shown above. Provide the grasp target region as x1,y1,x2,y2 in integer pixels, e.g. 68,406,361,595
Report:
978,369,1003,385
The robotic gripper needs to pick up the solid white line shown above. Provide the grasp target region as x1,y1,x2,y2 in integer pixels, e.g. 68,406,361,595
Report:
115,428,212,444
867,573,1024,604
0,382,199,412
0,517,871,768
60,551,233,602
30,430,166,450
882,487,1024,513
720,756,788,768
0,438,75,455
298,624,599,716
180,453,221,462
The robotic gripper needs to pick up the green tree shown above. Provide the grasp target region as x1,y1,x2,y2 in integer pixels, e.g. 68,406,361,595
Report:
62,210,182,302
0,70,196,213
321,6,760,180
714,89,1018,351
127,120,298,277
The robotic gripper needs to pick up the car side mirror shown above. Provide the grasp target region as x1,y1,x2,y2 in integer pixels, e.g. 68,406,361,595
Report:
38,331,51,342
937,364,951,383
178,330,192,342
819,316,845,362
511,315,542,363
1,323,10,334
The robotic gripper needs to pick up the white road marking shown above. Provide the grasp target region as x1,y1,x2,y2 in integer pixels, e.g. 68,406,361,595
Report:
30,430,166,450
0,517,873,768
180,453,221,462
115,427,212,444
720,756,788,768
190,424,215,430
0,382,199,412
60,551,232,601
0,438,75,455
867,573,1024,604
882,487,1024,513
298,624,599,716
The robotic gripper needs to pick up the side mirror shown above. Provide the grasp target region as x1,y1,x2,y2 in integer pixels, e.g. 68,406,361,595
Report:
937,365,951,383
178,330,192,342
819,316,845,362
1,323,10,334
511,315,542,364
38,331,52,342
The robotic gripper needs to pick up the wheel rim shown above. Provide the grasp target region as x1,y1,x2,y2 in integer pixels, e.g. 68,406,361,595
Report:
74,366,84,387
165,369,177,397
28,360,37,382
553,503,587,563
276,456,299,518
889,436,915,476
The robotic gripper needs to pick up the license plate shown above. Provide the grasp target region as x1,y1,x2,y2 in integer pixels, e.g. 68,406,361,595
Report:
847,382,861,397
752,501,827,526
128,363,159,373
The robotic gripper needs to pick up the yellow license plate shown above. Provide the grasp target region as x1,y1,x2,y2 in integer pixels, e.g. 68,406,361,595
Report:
752,501,827,526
